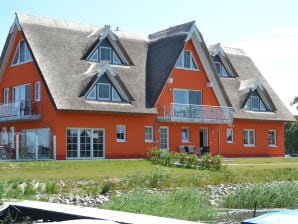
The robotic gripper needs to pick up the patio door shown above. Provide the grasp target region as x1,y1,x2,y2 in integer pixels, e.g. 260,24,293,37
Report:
159,127,169,154
13,84,30,116
200,128,209,154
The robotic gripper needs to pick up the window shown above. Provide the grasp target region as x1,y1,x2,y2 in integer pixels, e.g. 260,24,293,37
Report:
174,89,201,105
100,47,112,62
244,129,255,147
244,92,270,112
112,87,121,101
12,40,33,65
89,50,98,62
98,83,110,100
67,128,105,159
86,87,96,100
113,51,122,64
4,88,9,105
227,128,233,143
9,127,15,148
117,125,126,142
35,82,41,102
268,130,276,147
2,127,8,145
181,127,189,142
176,50,198,70
144,126,154,142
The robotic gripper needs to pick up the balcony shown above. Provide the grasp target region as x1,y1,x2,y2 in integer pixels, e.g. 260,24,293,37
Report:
158,103,233,124
0,101,41,122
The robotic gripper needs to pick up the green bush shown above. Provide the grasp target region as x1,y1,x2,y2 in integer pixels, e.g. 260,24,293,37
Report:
147,147,162,163
145,167,170,188
46,182,59,194
101,187,217,221
222,182,298,209
199,154,223,171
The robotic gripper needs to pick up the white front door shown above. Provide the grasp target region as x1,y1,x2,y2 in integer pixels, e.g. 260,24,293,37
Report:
159,127,169,154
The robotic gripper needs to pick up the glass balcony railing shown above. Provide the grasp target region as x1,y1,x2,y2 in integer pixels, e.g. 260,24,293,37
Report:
0,101,41,122
158,103,233,124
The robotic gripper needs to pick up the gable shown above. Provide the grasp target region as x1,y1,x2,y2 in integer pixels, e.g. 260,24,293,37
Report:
212,55,230,77
243,90,272,112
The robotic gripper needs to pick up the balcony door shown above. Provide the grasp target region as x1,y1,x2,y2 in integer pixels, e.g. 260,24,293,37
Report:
159,126,169,154
173,89,202,118
13,84,30,116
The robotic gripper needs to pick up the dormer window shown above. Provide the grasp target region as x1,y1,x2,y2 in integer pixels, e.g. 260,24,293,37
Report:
87,38,124,65
86,73,126,103
176,50,198,70
12,39,33,65
244,91,271,112
212,55,230,77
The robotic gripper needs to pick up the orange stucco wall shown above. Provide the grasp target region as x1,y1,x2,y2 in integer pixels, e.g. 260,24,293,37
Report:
0,31,57,135
55,112,157,160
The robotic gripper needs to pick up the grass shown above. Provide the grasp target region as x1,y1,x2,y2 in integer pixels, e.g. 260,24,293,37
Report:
101,187,217,222
222,182,298,209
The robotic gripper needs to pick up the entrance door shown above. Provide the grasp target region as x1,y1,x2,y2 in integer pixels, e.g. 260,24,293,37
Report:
200,128,209,155
159,127,169,154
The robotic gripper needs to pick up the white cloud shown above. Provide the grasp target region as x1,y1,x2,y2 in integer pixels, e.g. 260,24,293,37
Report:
227,28,298,115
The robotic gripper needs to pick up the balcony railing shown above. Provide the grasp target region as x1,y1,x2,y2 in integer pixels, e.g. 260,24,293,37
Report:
158,103,233,124
0,101,41,122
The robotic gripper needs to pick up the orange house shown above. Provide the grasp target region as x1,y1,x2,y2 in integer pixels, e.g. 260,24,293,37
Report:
0,13,295,161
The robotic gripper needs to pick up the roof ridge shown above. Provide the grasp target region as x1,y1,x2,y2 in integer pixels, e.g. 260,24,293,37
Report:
16,12,101,33
148,21,195,41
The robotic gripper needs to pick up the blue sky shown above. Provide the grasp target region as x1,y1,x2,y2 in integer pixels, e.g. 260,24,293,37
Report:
1,0,298,114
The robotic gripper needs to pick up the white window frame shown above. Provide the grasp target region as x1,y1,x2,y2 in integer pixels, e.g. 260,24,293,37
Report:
112,87,121,102
34,81,41,102
4,88,9,105
181,127,190,143
244,129,255,147
116,125,126,142
175,50,199,71
86,86,97,100
268,130,277,147
251,96,260,111
100,46,112,62
97,83,110,100
11,39,33,66
9,127,15,148
227,128,234,143
144,126,154,142
89,49,99,62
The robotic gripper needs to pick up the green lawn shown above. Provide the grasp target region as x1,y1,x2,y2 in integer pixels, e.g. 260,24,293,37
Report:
0,157,297,185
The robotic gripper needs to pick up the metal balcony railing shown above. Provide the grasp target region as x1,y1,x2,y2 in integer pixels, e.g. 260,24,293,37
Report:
158,103,233,124
0,101,41,122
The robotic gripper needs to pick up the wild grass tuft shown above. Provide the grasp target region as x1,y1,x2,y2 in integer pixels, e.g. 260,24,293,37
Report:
101,187,217,222
222,182,298,209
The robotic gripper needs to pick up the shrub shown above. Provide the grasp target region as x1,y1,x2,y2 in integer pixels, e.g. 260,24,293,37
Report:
24,184,36,197
145,167,170,188
147,147,162,163
199,154,223,171
46,182,59,194
222,182,298,209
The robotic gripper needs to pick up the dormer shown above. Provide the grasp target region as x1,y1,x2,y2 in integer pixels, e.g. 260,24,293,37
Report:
11,39,33,66
243,81,275,112
82,63,132,103
209,43,237,78
84,26,132,66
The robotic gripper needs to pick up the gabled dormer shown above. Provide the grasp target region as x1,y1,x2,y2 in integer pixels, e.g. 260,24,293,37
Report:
82,63,131,103
209,44,237,78
243,81,275,112
84,26,132,66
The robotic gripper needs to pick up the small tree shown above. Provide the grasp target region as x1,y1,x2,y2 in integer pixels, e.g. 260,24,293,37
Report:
290,96,298,110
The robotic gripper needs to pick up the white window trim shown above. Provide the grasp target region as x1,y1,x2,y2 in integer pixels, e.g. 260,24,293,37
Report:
86,86,97,100
89,49,99,62
4,88,9,105
251,96,260,111
97,83,110,100
34,81,41,102
227,128,234,143
100,46,112,62
268,130,277,147
181,127,190,143
112,51,122,65
2,127,8,145
11,39,33,66
144,126,154,143
244,129,255,147
111,87,121,102
9,127,15,148
175,50,199,71
116,125,126,142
